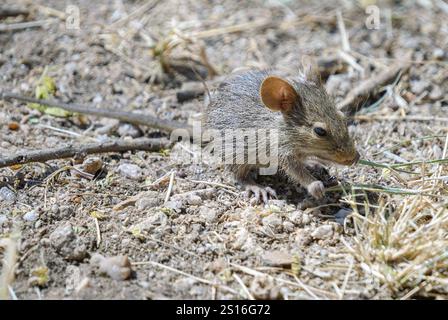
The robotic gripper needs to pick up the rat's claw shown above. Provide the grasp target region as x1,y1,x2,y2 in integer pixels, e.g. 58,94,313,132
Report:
265,186,277,198
244,185,277,204
307,181,325,199
260,188,269,204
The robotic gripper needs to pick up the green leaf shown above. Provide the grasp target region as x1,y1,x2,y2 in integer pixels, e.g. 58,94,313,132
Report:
28,74,73,118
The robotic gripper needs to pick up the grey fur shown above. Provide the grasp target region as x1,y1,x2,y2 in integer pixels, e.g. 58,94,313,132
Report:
203,68,357,197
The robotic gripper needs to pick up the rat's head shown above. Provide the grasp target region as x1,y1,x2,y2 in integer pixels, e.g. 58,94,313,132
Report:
259,72,359,166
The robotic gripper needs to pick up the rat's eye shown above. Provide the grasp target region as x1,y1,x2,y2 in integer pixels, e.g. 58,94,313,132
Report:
314,127,327,137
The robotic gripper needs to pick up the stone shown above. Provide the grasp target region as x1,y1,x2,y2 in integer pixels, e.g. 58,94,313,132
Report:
262,213,283,230
334,208,352,225
267,199,287,208
186,194,202,206
283,221,295,232
0,187,16,203
90,253,132,281
118,163,142,180
132,211,168,233
311,225,333,240
297,199,315,210
262,250,293,267
301,213,311,225
174,277,197,292
78,157,103,175
164,200,184,212
432,48,445,60
65,265,82,295
23,210,39,222
289,211,303,225
232,228,250,250
136,196,160,210
117,123,142,138
92,93,103,104
429,85,443,100
199,206,217,223
50,223,74,247
49,223,87,261
410,79,429,95
59,205,75,218
0,214,8,226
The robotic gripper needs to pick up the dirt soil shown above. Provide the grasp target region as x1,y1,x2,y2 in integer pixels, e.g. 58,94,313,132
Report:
0,0,447,300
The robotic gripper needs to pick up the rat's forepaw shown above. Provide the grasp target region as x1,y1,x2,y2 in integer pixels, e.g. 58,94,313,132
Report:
307,181,325,199
244,184,277,204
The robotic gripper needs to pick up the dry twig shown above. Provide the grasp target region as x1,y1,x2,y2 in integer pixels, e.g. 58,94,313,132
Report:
0,91,192,134
0,6,29,18
0,138,170,169
337,58,412,114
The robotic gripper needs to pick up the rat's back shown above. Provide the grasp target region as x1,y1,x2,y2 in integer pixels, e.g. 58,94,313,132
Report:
203,69,281,130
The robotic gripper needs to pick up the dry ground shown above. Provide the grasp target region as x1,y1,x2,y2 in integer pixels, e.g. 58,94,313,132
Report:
0,0,447,299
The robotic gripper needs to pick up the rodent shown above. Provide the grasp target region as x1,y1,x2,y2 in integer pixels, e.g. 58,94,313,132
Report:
203,62,359,203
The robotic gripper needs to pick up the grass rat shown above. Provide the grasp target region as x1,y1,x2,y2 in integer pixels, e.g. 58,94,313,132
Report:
203,61,359,203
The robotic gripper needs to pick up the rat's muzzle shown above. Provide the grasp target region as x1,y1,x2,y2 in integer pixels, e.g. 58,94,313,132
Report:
334,150,360,166
341,151,360,166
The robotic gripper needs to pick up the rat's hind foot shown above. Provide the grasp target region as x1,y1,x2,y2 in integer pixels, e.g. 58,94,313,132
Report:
306,181,325,199
244,184,277,204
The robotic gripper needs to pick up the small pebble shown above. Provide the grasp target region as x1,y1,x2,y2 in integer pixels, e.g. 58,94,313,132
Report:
262,213,283,232
432,48,445,60
429,85,443,100
410,79,429,95
64,62,77,74
79,157,103,175
164,200,184,212
174,277,197,292
139,281,150,289
136,197,159,210
8,121,20,131
90,253,132,281
50,224,74,248
40,238,51,246
23,210,39,222
59,205,75,218
117,123,142,138
432,145,443,159
199,206,217,223
262,250,293,267
283,221,295,232
289,211,303,225
267,199,287,208
187,194,202,206
232,228,252,250
92,93,103,104
121,238,131,247
297,199,315,210
334,208,353,225
49,223,87,261
311,225,333,240
301,213,311,225
0,187,16,203
118,163,142,180
0,214,8,226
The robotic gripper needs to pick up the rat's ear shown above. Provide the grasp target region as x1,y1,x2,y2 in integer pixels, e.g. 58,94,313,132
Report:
301,55,322,85
260,76,298,113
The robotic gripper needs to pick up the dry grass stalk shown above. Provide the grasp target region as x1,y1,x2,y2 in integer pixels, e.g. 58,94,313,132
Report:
0,226,20,300
343,159,448,298
0,18,58,32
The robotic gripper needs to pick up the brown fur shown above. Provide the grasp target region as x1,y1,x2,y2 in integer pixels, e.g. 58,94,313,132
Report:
203,65,358,197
